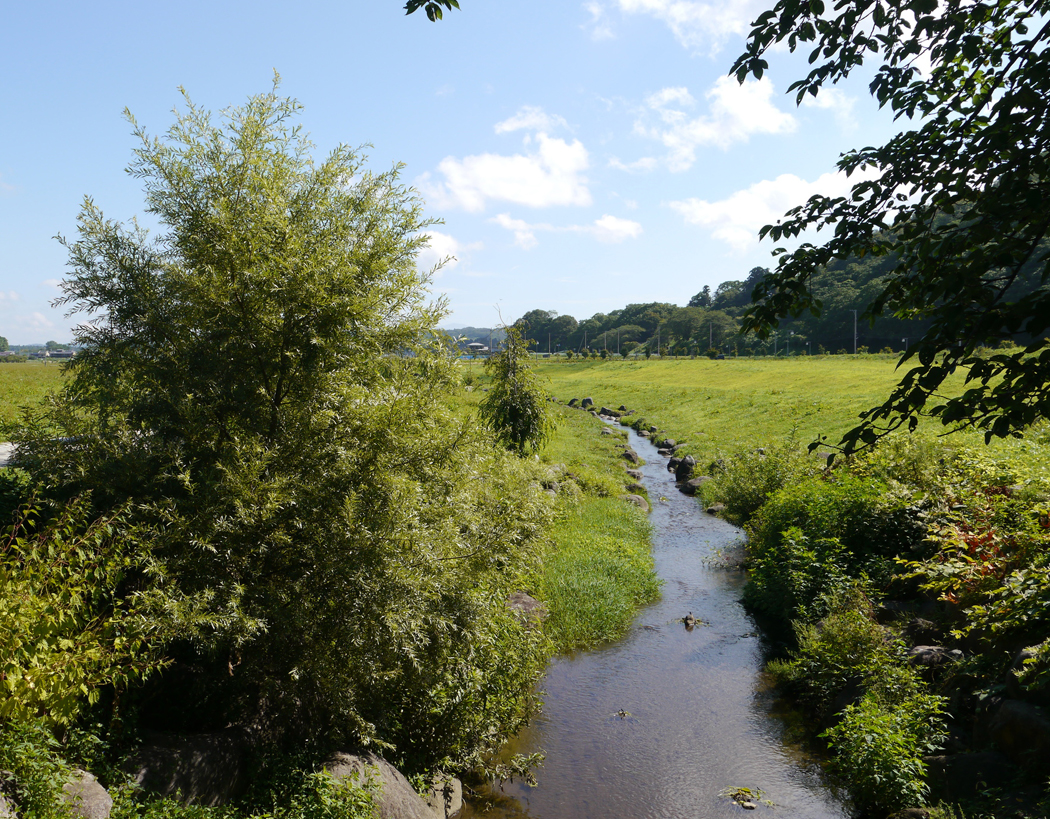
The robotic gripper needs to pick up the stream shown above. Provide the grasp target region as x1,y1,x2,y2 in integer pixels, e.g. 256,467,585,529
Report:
461,424,853,819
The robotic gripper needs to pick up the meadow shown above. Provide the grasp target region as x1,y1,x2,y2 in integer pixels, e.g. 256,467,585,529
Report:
532,354,1050,479
0,361,66,424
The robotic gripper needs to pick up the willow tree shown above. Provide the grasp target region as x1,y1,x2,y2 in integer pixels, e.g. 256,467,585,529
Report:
13,81,550,770
479,327,555,456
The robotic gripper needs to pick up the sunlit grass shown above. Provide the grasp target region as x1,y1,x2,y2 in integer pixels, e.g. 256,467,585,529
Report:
0,361,65,424
539,496,659,652
534,355,971,464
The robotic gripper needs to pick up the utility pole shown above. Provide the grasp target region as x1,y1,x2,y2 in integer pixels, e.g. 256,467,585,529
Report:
851,310,858,354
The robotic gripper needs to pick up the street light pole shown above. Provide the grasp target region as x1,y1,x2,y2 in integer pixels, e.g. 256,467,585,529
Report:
851,310,858,354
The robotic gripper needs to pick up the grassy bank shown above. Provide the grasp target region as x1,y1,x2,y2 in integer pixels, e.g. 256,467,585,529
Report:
458,383,661,654
536,404,659,651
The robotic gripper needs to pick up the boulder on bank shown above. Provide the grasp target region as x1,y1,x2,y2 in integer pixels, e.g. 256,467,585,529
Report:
621,449,640,465
507,591,547,624
625,469,643,480
622,494,650,513
679,476,711,496
581,397,594,409
600,407,622,418
924,751,1015,802
424,774,463,819
326,751,458,819
982,699,1050,771
63,772,112,819
129,729,252,806
674,456,696,483
907,646,963,669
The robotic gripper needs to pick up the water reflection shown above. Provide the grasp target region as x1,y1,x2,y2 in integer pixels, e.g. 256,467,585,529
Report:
461,426,852,819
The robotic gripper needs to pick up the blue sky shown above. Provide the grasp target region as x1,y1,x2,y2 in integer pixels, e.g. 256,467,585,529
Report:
0,0,904,343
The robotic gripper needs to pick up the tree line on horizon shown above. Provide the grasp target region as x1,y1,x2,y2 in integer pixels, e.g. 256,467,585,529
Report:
513,256,936,357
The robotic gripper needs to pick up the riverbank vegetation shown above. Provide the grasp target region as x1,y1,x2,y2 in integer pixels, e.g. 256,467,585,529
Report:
535,355,1050,817
0,85,654,819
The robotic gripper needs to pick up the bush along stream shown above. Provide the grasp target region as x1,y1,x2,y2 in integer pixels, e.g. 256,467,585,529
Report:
606,405,1050,819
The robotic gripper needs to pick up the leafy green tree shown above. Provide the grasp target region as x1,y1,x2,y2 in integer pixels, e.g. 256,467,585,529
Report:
0,335,8,352
44,341,61,351
688,286,712,308
479,327,555,456
14,82,549,769
732,0,1050,451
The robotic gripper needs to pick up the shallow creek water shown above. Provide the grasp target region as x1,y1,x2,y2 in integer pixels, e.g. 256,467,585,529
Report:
460,425,853,819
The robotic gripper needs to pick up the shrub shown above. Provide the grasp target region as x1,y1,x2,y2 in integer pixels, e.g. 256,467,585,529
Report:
698,438,817,525
823,690,946,814
746,474,926,591
767,586,898,713
742,527,853,622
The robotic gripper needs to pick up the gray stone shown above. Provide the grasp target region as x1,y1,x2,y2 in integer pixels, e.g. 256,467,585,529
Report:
600,427,614,435
679,476,711,496
0,793,13,819
62,771,112,819
424,774,462,818
674,455,696,483
667,457,682,473
984,699,1050,770
622,494,650,513
599,406,621,417
924,752,1015,802
129,729,251,806
705,502,726,514
625,469,643,480
621,449,640,465
907,645,963,668
325,751,438,819
580,397,594,408
507,591,547,623
625,482,645,494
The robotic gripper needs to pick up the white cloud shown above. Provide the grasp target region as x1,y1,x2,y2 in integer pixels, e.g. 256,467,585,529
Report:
607,156,658,172
0,290,21,304
800,87,858,131
491,213,643,248
42,278,62,289
669,168,879,251
617,0,769,54
635,76,796,171
583,2,616,41
492,214,539,249
420,130,591,212
28,311,55,330
494,105,568,135
591,214,644,242
417,231,483,275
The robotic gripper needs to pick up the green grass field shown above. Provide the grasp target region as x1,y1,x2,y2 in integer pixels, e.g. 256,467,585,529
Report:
0,361,66,424
533,355,980,463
